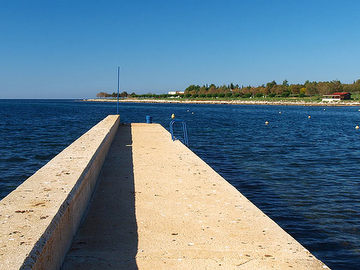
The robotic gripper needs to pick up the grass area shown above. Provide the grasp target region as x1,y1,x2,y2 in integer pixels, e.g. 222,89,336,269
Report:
350,93,360,100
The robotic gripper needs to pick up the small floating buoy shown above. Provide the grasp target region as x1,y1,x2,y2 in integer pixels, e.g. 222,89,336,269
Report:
358,109,360,112
308,115,311,119
187,110,190,112
323,109,326,111
265,121,269,125
171,114,175,119
279,111,282,114
356,125,359,130
192,112,194,114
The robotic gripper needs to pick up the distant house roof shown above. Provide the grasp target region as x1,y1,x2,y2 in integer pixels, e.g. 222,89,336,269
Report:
332,92,351,95
322,92,351,101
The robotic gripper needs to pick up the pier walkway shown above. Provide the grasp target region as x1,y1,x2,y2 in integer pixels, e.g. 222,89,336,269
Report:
62,123,326,269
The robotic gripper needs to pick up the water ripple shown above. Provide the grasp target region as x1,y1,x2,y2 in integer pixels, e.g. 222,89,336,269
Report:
1,100,360,269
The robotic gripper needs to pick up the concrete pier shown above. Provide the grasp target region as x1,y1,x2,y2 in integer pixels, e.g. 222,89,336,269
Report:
63,123,327,269
0,117,328,269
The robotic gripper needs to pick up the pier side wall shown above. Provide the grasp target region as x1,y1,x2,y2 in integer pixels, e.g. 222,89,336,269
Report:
0,115,120,270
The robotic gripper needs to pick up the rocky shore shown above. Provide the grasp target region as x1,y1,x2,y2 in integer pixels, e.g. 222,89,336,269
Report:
84,98,360,106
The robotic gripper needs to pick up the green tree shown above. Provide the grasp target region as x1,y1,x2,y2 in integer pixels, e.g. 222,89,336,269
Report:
316,82,331,95
266,80,277,89
305,82,318,96
120,91,128,97
289,84,301,95
96,91,111,97
185,85,200,94
329,80,343,92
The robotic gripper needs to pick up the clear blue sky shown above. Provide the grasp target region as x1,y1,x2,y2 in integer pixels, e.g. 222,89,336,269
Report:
1,0,360,98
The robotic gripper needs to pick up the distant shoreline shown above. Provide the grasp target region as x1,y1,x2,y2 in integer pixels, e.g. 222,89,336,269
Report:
83,98,360,107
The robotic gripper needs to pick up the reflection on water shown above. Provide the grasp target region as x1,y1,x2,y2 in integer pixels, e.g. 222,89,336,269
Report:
1,100,360,269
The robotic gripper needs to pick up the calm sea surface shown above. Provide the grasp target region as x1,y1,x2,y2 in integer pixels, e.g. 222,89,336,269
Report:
1,99,360,269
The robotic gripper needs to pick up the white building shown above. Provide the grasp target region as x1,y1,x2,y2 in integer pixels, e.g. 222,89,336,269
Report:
168,91,184,95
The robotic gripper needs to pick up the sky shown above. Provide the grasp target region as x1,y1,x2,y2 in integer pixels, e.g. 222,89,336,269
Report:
1,0,360,98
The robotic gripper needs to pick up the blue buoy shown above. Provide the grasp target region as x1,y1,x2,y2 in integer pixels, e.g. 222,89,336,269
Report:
146,115,152,124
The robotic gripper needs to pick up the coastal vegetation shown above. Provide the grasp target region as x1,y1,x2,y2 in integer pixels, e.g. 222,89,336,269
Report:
96,79,360,100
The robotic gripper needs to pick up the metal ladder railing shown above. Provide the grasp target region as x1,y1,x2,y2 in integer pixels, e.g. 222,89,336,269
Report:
169,119,189,146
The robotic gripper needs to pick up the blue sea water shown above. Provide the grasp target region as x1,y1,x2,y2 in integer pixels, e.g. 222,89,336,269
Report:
1,99,360,269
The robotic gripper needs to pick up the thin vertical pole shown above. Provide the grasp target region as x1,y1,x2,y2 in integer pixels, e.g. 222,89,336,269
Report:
117,66,120,115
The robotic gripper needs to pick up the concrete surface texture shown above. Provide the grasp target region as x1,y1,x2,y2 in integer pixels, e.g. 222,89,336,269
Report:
0,115,119,270
63,123,328,269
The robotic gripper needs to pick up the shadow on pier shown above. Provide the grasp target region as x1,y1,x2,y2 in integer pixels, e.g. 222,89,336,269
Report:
62,124,138,269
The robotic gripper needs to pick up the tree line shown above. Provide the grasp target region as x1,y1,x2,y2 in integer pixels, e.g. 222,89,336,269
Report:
96,91,173,98
96,79,360,99
183,79,360,98
96,91,134,98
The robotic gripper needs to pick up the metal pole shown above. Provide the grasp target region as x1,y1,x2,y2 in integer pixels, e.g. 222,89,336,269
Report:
117,66,120,115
